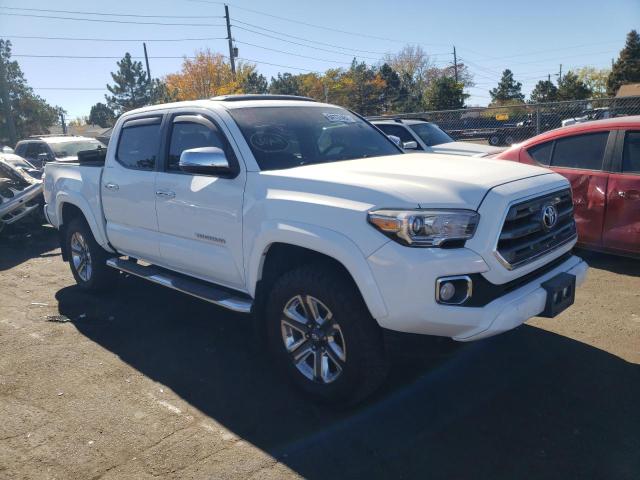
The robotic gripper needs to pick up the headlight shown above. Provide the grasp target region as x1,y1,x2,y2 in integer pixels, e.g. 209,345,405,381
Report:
368,209,479,247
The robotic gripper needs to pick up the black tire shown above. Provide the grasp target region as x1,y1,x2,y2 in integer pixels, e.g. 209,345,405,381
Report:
65,217,117,291
504,135,516,145
488,134,502,146
266,263,388,406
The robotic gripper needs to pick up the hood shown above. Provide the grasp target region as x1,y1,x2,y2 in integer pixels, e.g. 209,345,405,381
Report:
427,141,505,157
261,153,552,210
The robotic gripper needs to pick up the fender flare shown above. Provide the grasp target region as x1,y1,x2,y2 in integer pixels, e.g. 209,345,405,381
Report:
55,191,113,251
246,220,389,321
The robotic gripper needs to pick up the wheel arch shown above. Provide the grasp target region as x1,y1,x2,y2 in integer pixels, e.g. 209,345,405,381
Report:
56,194,112,259
248,222,389,322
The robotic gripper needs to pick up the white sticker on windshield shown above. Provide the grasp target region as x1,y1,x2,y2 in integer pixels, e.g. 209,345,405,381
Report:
323,112,356,123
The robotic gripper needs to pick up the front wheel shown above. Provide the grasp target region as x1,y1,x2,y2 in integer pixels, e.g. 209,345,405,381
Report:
266,264,388,405
65,217,116,291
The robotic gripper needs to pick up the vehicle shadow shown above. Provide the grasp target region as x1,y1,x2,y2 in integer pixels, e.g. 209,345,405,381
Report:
56,277,640,480
0,221,60,271
575,248,640,277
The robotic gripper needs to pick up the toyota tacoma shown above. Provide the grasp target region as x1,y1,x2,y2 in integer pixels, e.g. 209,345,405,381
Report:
43,95,588,404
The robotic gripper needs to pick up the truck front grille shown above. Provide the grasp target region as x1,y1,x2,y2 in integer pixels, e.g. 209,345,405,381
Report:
496,188,576,270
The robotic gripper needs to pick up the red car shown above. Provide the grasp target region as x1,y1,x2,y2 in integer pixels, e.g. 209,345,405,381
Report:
495,116,640,257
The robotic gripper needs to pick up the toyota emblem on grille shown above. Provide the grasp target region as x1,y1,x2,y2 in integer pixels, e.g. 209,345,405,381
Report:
541,204,558,230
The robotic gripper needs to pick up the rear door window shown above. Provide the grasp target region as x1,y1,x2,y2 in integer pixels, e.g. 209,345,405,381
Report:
376,124,420,147
550,132,608,170
116,120,162,170
527,141,553,166
622,131,640,174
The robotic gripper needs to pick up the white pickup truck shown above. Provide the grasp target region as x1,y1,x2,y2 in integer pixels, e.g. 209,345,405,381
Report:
44,95,588,404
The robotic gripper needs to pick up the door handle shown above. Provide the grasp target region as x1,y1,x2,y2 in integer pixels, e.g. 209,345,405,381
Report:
104,182,119,191
155,190,176,199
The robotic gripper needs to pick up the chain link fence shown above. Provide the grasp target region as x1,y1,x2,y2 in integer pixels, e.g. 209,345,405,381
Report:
369,96,640,146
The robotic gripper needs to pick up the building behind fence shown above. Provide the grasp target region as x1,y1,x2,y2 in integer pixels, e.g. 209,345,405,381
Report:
370,95,640,146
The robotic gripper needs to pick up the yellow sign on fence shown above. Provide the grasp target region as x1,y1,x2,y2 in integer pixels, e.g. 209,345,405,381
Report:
495,113,509,121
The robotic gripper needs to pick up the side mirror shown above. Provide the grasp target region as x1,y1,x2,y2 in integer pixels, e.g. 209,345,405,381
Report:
402,141,418,150
179,147,232,176
387,135,401,147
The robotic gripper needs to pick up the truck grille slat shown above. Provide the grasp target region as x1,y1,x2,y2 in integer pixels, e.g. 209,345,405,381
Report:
496,189,576,269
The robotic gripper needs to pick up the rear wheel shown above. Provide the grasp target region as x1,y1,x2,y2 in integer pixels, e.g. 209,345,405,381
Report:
504,134,516,145
266,264,388,405
488,134,502,146
65,217,116,291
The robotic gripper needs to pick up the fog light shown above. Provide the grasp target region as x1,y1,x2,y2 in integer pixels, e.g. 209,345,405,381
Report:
439,282,456,302
436,275,472,305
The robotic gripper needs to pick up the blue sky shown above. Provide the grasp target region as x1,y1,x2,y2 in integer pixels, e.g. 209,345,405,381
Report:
1,0,638,119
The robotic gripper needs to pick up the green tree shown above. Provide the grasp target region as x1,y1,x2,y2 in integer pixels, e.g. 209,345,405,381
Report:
489,69,525,104
557,71,592,101
423,76,468,110
607,30,640,96
333,60,386,116
529,79,558,103
241,71,268,94
88,102,116,127
269,73,302,95
0,39,59,145
575,67,610,98
105,52,151,114
378,63,406,113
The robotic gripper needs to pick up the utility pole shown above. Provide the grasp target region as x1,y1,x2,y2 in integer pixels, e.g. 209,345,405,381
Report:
0,54,17,146
558,64,562,83
548,74,551,82
143,42,153,100
59,111,67,135
453,46,458,83
224,5,236,77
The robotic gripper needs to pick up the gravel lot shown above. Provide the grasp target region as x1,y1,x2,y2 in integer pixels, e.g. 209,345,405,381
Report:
1,221,639,480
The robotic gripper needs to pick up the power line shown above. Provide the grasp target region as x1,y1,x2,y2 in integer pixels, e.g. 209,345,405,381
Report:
235,40,353,65
189,0,450,46
0,12,226,27
3,34,228,42
15,53,318,73
33,87,105,90
232,19,391,56
0,6,223,19
232,25,381,61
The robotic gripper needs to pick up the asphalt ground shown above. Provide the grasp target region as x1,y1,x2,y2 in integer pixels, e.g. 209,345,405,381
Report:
1,221,638,479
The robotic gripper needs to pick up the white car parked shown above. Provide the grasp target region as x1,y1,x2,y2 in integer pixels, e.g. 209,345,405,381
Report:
43,95,587,404
371,118,505,156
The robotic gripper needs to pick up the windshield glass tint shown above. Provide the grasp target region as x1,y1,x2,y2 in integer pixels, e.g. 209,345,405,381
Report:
50,140,104,158
409,123,453,146
228,106,401,170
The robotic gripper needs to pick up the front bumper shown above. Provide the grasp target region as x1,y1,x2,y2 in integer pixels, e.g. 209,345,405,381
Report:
367,241,587,342
0,183,43,225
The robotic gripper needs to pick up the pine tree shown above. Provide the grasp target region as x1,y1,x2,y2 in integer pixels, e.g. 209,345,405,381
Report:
529,80,559,103
105,53,151,114
0,39,59,145
88,102,116,128
607,30,640,96
423,77,468,110
489,69,525,104
557,71,592,101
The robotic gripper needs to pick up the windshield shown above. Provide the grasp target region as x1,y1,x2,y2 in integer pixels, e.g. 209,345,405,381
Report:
228,106,401,171
3,155,34,169
408,123,454,146
50,140,105,158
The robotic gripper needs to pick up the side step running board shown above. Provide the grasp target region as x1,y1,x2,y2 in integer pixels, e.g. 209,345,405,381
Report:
106,258,253,313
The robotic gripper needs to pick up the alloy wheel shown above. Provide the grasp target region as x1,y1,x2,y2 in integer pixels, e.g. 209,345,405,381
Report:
70,231,93,282
280,294,347,384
